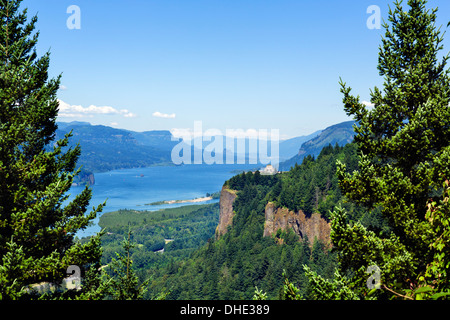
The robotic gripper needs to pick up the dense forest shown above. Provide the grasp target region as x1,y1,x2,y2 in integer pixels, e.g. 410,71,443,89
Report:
97,143,362,299
99,204,220,270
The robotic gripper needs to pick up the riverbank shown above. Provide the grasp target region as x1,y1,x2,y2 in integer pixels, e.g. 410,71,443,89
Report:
72,164,255,238
145,196,213,206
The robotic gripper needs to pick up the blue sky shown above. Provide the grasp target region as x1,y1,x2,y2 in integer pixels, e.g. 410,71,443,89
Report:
21,0,450,138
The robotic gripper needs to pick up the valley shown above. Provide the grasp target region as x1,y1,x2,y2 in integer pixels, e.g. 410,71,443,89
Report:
96,141,368,300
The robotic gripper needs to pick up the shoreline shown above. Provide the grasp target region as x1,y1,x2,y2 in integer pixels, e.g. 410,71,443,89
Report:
145,196,213,206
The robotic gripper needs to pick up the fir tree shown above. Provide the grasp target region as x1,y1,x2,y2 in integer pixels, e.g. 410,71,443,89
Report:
0,0,105,299
306,0,450,299
103,230,149,300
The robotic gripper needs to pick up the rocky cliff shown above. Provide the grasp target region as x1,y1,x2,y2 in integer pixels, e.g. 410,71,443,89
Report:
216,186,331,247
215,186,237,239
264,202,331,248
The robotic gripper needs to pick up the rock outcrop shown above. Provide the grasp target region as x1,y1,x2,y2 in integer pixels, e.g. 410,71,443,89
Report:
215,189,331,247
264,202,331,248
215,186,237,239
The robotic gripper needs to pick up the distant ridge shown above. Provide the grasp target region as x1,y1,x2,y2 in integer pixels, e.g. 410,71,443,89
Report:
278,130,322,161
279,121,355,171
55,121,180,173
55,120,355,173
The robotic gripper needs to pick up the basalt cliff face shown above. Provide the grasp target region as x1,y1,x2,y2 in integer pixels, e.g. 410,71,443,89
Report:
215,187,331,247
215,186,237,239
264,202,331,248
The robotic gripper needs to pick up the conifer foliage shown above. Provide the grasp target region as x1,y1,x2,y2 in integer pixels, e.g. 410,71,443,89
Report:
307,0,450,299
103,230,150,300
0,0,104,299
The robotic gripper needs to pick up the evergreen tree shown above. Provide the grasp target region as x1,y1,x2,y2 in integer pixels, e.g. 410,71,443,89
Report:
104,231,149,300
307,0,450,299
0,0,105,299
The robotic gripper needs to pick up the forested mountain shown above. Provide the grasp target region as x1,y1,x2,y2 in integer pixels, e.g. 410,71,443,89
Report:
279,121,355,171
54,121,346,176
128,143,377,299
55,122,180,173
278,130,322,161
56,121,353,175
95,143,372,300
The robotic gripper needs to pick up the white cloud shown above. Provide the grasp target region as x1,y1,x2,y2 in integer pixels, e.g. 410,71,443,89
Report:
58,113,90,118
122,110,137,118
152,111,176,119
59,85,68,90
57,100,136,118
362,100,375,107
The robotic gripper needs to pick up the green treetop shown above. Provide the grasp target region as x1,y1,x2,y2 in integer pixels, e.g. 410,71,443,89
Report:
0,0,105,299
307,0,450,299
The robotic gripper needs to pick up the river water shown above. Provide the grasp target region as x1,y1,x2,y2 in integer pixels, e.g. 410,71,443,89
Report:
71,164,255,237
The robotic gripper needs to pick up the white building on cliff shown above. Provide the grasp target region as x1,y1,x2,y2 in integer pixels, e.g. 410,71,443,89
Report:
260,164,278,175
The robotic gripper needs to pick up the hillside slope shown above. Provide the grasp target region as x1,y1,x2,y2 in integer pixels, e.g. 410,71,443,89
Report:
147,144,365,299
279,121,355,171
55,122,180,173
278,130,322,161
